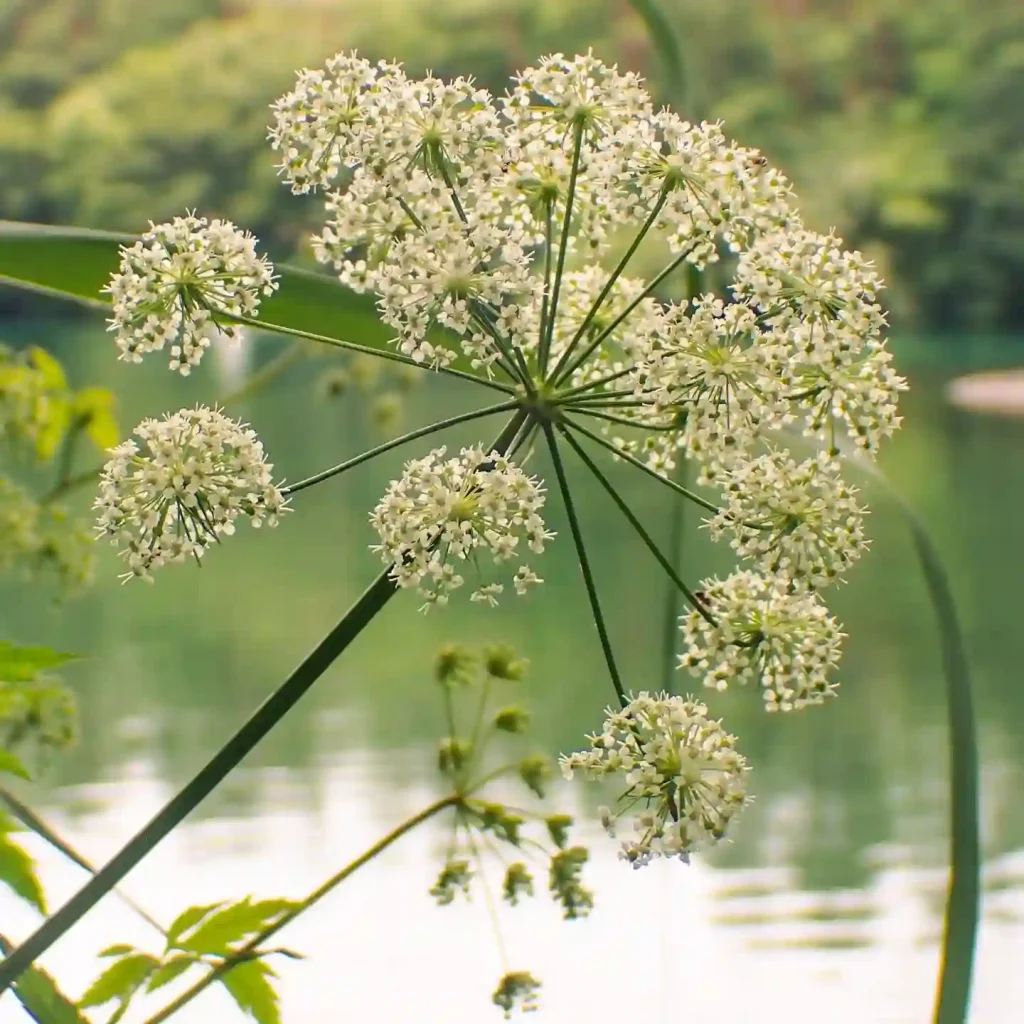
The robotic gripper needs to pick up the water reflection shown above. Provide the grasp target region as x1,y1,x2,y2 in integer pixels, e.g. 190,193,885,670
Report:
1,325,1024,1020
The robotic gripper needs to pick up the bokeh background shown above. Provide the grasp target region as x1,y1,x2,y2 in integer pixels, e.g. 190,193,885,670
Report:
1,1,1023,1021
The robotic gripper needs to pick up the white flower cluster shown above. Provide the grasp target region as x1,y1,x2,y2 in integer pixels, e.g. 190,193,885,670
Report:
680,572,845,711
707,449,867,588
94,407,287,581
104,214,276,375
270,48,907,701
560,692,749,868
369,446,551,608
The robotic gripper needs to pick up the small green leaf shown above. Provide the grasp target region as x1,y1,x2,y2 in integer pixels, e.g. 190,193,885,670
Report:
26,347,68,392
179,898,297,956
34,396,71,462
78,952,158,1009
0,934,91,1024
0,750,31,781
0,822,47,913
0,642,79,682
98,944,137,958
74,387,120,451
145,953,197,993
166,901,226,946
222,960,282,1024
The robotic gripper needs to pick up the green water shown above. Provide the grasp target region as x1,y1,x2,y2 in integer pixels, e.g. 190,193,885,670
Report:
1,321,1023,1022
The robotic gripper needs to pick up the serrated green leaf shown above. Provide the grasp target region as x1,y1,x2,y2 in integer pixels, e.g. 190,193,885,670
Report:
0,934,91,1024
222,960,282,1024
179,898,297,956
145,953,197,993
0,826,47,913
74,387,120,450
99,944,137,958
0,642,79,682
0,221,491,381
0,750,31,781
166,901,226,946
78,952,159,1009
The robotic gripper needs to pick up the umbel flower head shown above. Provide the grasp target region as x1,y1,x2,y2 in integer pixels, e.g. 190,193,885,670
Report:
94,406,287,581
706,448,868,589
561,692,750,868
104,214,276,375
680,571,845,711
370,446,551,608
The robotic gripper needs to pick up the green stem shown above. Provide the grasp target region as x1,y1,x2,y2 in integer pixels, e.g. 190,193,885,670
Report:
540,122,585,375
894,505,978,1024
282,400,518,496
546,189,668,385
659,464,687,692
0,788,165,937
556,366,635,399
845,457,979,1024
564,417,720,515
541,422,627,708
571,407,676,432
557,424,713,624
0,412,528,992
237,316,516,396
142,795,460,1024
470,301,533,390
39,415,88,505
556,247,694,385
218,340,307,407
536,200,555,376
628,0,688,105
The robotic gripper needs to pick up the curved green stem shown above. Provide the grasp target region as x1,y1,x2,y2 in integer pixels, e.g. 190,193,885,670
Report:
541,422,627,708
564,417,720,515
888,499,979,1024
142,795,460,1024
628,0,688,105
556,424,713,624
0,411,528,992
906,505,979,1024
237,316,516,396
282,400,518,496
218,340,308,407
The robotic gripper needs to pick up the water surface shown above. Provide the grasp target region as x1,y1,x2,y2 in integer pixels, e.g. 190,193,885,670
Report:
1,324,1022,1022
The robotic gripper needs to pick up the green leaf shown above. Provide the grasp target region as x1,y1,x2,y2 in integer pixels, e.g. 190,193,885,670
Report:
222,960,282,1024
145,953,197,993
74,387,120,451
178,898,297,956
0,221,490,380
165,901,226,946
78,952,159,1009
98,944,137,958
0,642,79,682
0,934,92,1024
0,750,31,781
27,347,68,392
0,820,47,913
34,395,71,462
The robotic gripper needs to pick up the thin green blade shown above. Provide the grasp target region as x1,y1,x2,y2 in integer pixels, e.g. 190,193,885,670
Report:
0,220,485,379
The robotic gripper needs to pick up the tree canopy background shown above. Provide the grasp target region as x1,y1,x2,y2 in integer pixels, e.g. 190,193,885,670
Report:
0,0,1021,336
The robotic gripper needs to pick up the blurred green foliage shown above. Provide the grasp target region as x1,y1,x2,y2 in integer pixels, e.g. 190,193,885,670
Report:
0,0,1021,333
